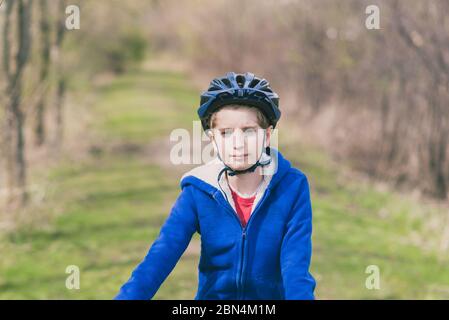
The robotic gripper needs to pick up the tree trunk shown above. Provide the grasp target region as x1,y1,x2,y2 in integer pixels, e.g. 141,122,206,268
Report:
2,0,33,207
53,0,67,153
35,0,51,147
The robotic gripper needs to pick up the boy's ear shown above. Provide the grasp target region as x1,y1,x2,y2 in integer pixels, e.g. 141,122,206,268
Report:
205,129,214,139
206,129,217,147
266,126,273,146
207,130,219,152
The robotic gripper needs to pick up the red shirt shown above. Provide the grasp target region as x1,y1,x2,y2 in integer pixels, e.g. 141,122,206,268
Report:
230,188,256,228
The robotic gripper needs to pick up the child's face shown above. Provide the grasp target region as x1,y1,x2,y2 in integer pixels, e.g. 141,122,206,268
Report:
208,107,272,171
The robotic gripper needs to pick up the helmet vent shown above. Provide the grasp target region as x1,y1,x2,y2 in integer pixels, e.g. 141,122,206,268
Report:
262,87,273,93
236,75,245,88
222,78,232,87
249,79,260,88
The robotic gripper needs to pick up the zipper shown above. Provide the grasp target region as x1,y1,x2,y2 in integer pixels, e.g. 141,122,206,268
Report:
238,229,246,299
213,188,271,299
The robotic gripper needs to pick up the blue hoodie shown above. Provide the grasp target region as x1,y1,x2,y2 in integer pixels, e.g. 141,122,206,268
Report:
115,148,316,300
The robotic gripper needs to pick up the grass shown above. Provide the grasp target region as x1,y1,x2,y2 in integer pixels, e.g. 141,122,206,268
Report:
0,67,201,299
0,64,448,299
283,139,449,299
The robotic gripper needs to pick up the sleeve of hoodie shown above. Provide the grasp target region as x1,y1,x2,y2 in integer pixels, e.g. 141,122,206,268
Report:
114,185,199,300
280,173,316,300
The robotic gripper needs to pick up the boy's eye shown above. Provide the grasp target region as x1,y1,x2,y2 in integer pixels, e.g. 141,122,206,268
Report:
217,127,259,138
243,128,257,135
221,129,233,137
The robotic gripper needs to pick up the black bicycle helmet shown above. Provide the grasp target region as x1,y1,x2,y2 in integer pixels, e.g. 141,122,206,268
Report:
197,72,281,131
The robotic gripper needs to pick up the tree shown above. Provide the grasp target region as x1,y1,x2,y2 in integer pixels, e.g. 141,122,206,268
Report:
2,0,33,207
53,0,67,152
34,0,51,147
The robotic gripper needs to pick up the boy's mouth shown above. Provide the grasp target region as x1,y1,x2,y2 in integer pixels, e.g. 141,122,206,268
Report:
231,154,248,159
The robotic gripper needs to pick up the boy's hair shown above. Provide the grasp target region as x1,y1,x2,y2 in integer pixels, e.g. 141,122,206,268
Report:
207,104,271,130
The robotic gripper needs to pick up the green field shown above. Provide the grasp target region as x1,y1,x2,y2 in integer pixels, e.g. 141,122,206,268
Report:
1,64,448,299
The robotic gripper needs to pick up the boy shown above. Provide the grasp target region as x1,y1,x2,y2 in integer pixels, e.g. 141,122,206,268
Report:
115,72,316,300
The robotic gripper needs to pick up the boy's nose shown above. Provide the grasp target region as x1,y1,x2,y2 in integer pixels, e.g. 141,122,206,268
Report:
233,129,245,148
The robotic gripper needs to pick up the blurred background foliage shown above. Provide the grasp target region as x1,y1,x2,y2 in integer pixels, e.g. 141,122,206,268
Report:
0,0,448,299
